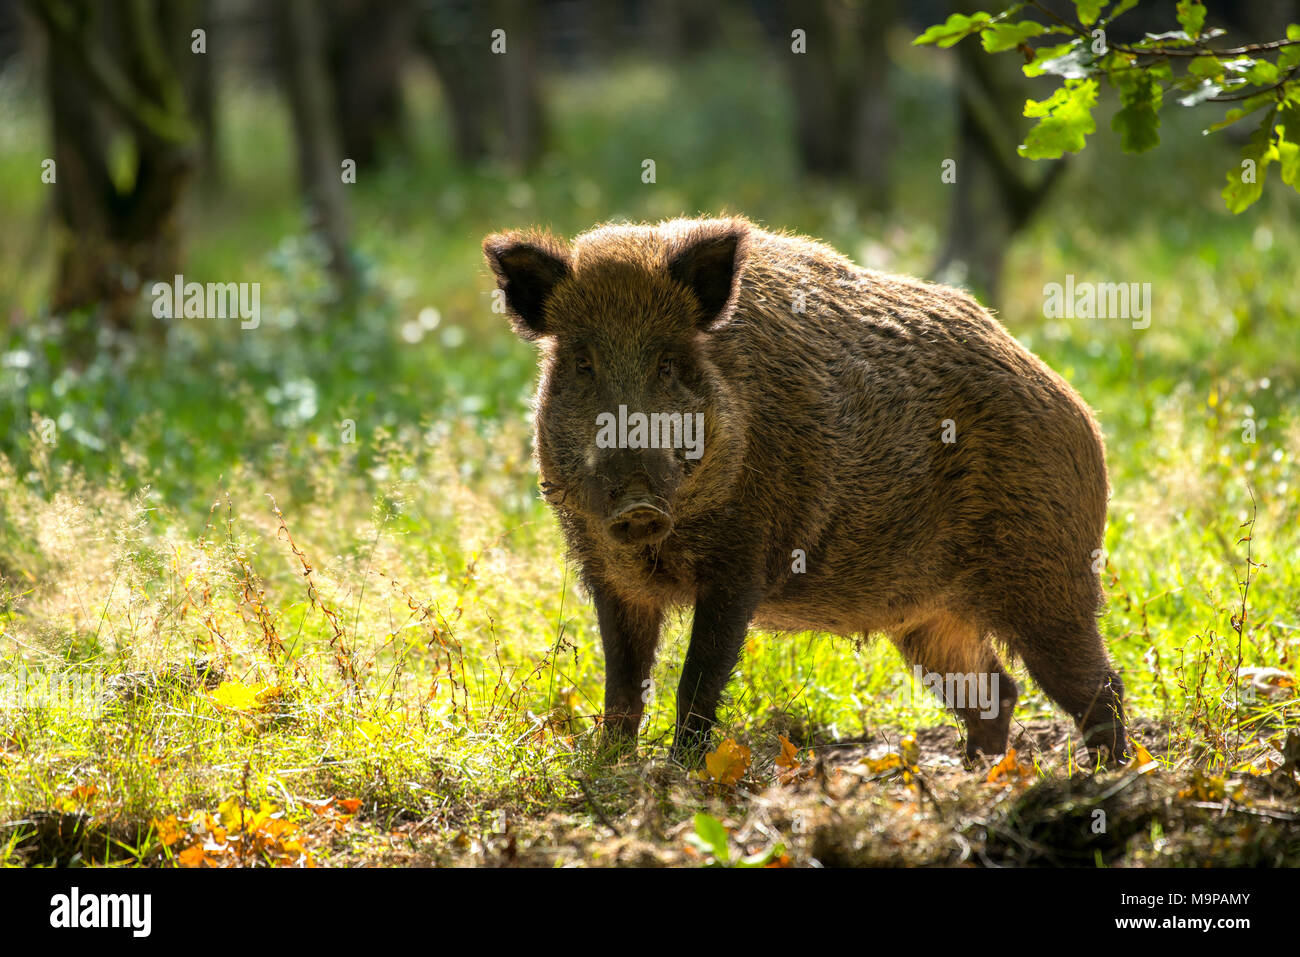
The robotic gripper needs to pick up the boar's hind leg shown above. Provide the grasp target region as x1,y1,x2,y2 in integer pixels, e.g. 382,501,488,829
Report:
1010,618,1128,767
669,582,763,765
892,613,1019,764
592,583,664,746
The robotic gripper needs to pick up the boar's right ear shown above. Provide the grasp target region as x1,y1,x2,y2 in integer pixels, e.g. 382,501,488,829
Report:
666,220,749,330
483,232,572,339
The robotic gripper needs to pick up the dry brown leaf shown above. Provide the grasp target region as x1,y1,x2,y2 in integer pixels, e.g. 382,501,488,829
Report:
704,738,751,786
776,734,801,769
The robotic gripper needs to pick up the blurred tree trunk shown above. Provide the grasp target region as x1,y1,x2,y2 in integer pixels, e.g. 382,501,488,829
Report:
761,0,895,208
417,0,545,171
275,0,356,293
187,0,220,186
851,0,893,202
493,0,544,169
0,0,24,68
28,0,199,327
585,0,621,65
933,30,1066,303
652,0,717,60
326,0,415,167
419,0,491,163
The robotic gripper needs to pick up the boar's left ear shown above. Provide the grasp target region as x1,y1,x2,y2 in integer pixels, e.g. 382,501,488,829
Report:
483,232,572,339
666,221,749,330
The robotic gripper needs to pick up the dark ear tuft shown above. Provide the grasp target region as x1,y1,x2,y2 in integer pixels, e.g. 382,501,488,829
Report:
665,221,749,329
483,232,572,339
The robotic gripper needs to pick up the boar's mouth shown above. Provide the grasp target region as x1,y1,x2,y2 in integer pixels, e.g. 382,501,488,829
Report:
604,496,673,546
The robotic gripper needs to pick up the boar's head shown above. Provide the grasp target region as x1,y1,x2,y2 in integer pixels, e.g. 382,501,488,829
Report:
484,218,749,547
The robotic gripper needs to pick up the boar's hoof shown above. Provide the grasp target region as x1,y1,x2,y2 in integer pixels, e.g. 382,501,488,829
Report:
1084,725,1129,769
606,501,672,546
962,738,1008,769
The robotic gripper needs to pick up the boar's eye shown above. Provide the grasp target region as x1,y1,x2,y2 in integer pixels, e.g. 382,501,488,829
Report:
575,352,593,374
658,356,673,379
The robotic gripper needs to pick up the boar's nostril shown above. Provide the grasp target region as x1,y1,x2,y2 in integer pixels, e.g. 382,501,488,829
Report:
605,501,672,545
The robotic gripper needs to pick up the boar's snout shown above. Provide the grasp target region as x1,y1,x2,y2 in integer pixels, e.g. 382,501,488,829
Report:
593,449,680,546
605,496,673,546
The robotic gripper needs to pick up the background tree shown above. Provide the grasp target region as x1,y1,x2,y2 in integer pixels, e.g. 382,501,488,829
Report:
416,0,546,171
26,0,200,326
274,0,356,293
758,0,897,209
188,0,219,185
325,0,416,167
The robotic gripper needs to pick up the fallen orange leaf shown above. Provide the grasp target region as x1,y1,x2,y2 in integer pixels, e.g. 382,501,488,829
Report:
177,845,209,868
153,815,185,847
776,734,802,769
704,739,751,786
1127,741,1157,771
863,752,903,774
986,748,1033,784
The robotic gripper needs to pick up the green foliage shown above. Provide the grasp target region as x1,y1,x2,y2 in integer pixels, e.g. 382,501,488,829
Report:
917,1,1300,212
1175,0,1207,40
1074,0,1105,28
1222,109,1277,214
1020,78,1098,159
1277,103,1300,187
687,813,731,862
1112,70,1163,152
981,20,1047,53
914,12,993,49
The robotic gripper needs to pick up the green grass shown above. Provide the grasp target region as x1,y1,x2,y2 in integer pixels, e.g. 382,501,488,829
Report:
0,43,1297,867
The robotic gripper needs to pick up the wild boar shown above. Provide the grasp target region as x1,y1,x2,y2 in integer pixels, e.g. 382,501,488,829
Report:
484,215,1127,767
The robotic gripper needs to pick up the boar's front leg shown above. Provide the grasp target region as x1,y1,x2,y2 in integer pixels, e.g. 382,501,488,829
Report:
591,581,664,747
670,579,763,764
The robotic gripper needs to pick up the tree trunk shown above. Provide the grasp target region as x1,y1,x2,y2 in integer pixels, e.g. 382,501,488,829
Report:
31,0,198,327
934,35,1067,303
652,0,717,61
419,0,492,164
418,0,545,171
492,0,545,170
275,0,356,293
764,0,895,208
849,0,893,203
187,0,221,186
327,0,414,167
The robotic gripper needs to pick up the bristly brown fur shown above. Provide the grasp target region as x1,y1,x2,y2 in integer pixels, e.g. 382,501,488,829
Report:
484,215,1127,767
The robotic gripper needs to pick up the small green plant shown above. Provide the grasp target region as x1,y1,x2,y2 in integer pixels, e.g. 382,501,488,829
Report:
686,813,785,868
